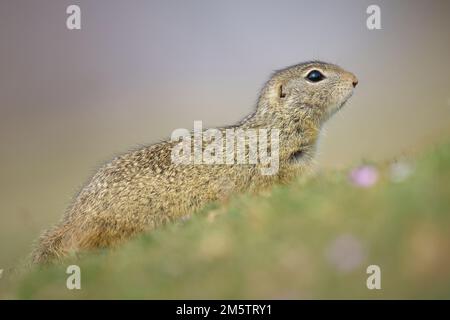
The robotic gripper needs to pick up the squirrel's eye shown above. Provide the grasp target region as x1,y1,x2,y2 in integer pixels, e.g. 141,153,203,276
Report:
306,70,325,82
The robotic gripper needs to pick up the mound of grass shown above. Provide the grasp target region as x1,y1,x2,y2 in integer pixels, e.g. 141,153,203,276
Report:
3,142,450,299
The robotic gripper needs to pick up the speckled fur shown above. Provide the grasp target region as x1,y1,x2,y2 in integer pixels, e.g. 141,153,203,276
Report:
31,61,357,264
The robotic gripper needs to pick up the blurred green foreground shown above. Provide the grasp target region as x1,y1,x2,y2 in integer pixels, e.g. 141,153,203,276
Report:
1,142,450,299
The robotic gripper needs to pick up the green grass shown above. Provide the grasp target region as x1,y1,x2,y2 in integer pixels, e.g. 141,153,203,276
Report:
2,142,450,299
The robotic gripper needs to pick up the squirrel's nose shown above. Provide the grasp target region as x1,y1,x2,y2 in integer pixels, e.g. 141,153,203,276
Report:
351,74,359,88
346,72,358,88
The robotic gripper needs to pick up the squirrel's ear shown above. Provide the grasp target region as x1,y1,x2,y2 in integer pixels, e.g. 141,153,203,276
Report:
277,84,286,99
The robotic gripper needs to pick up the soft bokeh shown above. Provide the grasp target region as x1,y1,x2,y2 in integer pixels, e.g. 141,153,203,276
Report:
0,0,449,269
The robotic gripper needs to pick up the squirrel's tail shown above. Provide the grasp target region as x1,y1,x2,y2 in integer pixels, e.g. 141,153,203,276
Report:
30,223,72,265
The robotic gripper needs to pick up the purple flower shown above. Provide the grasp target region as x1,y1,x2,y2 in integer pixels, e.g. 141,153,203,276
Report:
349,165,378,188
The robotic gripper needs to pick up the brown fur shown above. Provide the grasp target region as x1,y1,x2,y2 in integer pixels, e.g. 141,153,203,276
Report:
31,61,358,264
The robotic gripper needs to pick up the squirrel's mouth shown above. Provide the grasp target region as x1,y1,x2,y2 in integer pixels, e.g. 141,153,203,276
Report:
324,93,353,120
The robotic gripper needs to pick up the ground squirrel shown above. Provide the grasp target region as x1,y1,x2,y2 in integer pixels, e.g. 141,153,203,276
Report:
31,61,358,264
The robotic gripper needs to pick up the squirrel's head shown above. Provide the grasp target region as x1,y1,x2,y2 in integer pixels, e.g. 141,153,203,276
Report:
257,61,358,123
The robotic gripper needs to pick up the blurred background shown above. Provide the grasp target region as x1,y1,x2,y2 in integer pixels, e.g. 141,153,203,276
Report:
0,0,449,269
